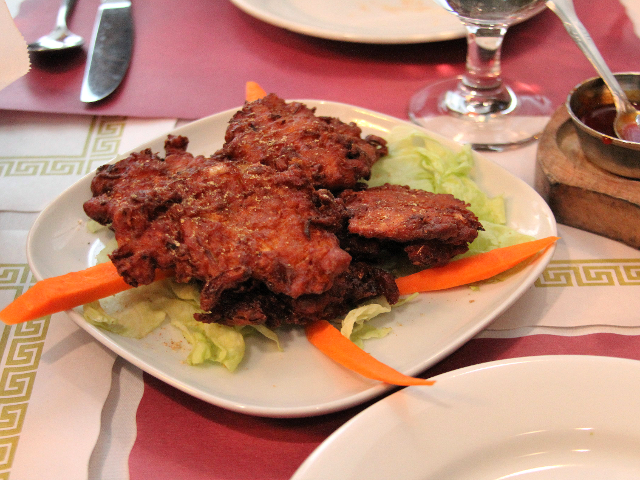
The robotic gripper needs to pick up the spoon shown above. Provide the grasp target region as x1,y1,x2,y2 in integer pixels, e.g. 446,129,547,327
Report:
546,0,640,143
27,0,84,53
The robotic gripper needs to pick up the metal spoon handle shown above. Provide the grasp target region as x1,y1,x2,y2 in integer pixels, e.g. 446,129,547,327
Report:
546,0,634,114
55,0,79,30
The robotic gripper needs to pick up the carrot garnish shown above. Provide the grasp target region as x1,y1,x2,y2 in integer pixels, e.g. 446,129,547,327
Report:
305,319,435,386
396,236,559,295
245,81,267,102
305,238,558,384
0,262,171,325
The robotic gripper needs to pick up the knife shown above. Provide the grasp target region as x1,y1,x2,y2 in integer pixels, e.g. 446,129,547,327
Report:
80,0,133,103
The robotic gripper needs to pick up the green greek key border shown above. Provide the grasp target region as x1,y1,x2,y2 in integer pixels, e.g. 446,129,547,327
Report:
536,259,640,287
0,264,49,477
0,116,126,177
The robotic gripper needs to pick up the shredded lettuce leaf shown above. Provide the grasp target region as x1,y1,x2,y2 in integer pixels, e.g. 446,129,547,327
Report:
170,315,246,372
96,238,119,264
340,303,392,348
83,280,173,338
461,222,535,257
368,125,533,253
86,219,108,234
240,324,283,351
82,278,272,372
338,293,418,347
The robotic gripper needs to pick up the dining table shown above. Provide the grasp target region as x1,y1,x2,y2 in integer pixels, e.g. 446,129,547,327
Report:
2,0,640,478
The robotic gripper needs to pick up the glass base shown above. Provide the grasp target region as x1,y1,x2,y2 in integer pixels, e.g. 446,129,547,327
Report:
408,76,554,151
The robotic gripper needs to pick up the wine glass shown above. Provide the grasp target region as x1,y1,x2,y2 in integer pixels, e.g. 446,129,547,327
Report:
408,0,554,151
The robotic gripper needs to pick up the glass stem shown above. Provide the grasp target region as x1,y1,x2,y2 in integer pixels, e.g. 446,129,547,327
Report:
446,24,515,116
463,24,506,90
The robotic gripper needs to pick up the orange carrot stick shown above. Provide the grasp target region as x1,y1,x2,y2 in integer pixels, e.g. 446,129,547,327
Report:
245,81,267,102
305,319,435,386
396,236,559,295
0,262,171,325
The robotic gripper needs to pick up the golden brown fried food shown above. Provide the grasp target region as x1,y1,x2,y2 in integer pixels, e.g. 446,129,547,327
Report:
340,183,483,267
83,98,482,328
84,136,353,314
221,94,388,190
196,262,399,328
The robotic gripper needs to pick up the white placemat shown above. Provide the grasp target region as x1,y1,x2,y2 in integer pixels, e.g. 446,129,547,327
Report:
482,224,640,336
0,113,176,479
0,111,176,212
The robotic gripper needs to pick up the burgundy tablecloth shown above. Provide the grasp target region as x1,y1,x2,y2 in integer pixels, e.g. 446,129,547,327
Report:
9,2,640,478
129,334,640,480
6,0,640,120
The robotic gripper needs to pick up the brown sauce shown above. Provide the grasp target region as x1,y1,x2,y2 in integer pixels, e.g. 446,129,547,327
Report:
580,102,640,138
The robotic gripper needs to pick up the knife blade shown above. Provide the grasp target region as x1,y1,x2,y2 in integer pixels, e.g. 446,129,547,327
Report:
80,0,133,103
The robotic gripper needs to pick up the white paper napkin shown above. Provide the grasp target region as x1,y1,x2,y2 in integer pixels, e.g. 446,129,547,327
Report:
0,0,29,91
620,0,640,38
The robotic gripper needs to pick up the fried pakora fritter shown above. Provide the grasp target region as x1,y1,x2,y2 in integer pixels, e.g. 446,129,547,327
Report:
84,136,355,315
84,97,484,328
195,262,399,328
339,183,483,267
221,93,387,190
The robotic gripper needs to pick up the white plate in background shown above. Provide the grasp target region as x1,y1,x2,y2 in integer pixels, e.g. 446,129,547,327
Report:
292,355,640,479
231,0,466,44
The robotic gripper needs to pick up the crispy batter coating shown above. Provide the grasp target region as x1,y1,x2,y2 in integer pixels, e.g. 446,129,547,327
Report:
83,98,483,328
195,262,399,328
221,94,387,190
340,183,483,267
84,136,353,314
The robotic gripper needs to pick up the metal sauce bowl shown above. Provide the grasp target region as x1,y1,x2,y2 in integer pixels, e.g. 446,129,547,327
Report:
567,73,640,179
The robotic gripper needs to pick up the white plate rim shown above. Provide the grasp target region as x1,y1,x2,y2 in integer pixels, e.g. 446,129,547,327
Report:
26,100,557,418
292,355,640,479
230,0,467,44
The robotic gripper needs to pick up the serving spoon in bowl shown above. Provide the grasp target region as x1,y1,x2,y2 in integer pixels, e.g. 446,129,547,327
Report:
27,0,84,53
546,0,640,143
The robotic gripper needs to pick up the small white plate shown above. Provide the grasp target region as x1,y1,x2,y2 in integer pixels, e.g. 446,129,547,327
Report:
27,101,556,418
231,0,466,44
292,355,640,479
